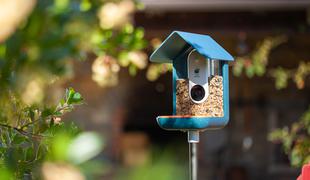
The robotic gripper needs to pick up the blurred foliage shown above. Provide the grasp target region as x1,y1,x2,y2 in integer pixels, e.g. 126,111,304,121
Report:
117,150,187,180
233,36,310,90
0,88,100,179
146,63,172,81
42,130,105,180
0,0,147,179
268,107,310,167
233,36,310,167
0,0,147,90
270,61,310,89
233,36,287,78
0,0,190,179
145,38,173,81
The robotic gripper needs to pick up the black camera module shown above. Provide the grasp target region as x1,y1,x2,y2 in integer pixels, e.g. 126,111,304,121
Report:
190,85,205,102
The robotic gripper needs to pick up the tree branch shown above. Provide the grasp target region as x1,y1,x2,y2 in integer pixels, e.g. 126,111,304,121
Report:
0,123,47,139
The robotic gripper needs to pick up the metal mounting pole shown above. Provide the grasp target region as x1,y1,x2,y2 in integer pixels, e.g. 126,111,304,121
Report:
188,131,199,180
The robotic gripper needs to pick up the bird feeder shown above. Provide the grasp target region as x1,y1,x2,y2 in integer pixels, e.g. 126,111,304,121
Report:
150,31,234,180
150,31,234,141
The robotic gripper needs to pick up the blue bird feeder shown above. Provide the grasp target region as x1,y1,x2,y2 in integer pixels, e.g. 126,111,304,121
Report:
150,31,234,140
150,31,234,180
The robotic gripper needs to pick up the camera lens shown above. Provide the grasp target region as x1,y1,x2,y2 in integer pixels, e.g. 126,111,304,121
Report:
190,85,205,102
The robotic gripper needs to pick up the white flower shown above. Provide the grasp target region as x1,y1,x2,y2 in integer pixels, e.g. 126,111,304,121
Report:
97,0,135,29
92,55,120,87
128,51,147,69
53,117,62,124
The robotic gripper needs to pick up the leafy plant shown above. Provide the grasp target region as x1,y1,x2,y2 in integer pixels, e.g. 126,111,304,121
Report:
0,0,148,179
270,61,310,89
233,36,310,167
0,0,147,93
268,107,310,167
233,36,287,78
0,88,84,179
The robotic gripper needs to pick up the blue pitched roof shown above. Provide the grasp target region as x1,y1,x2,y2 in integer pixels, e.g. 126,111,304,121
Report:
150,31,234,63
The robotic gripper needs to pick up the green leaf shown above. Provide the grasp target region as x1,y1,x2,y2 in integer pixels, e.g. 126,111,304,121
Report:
255,64,265,76
0,167,13,180
134,28,144,39
245,66,255,78
53,0,70,14
90,31,104,45
80,0,92,12
27,108,35,121
59,98,65,106
271,68,290,89
123,24,134,34
136,2,145,10
232,59,244,76
66,88,83,105
0,45,6,58
54,111,63,116
129,65,137,76
42,108,55,118
71,92,83,104
66,87,75,104
49,132,72,161
118,52,130,67
290,148,303,167
12,135,28,146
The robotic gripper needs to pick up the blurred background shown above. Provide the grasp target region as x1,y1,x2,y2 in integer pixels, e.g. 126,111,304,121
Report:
0,0,310,180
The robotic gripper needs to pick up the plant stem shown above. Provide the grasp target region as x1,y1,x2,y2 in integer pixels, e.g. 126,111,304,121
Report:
0,123,47,139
